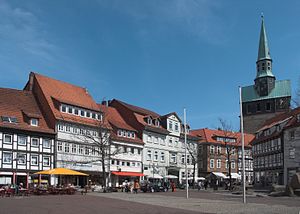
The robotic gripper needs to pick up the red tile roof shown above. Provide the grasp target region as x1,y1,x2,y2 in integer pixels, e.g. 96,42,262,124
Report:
114,99,160,117
190,128,254,147
0,88,54,134
99,104,143,144
31,72,104,127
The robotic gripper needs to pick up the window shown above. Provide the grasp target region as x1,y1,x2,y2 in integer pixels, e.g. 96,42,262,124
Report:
79,145,83,154
289,148,295,159
210,159,214,169
155,120,160,127
247,105,251,114
64,143,70,153
74,109,79,115
61,105,67,112
117,130,122,136
169,121,173,130
92,113,96,119
18,135,27,145
154,151,158,161
181,155,185,164
3,152,12,163
85,147,90,155
1,116,17,123
147,117,152,125
31,138,39,147
43,157,50,166
225,160,229,169
154,137,158,144
72,144,77,154
161,152,165,162
30,118,39,126
80,110,85,117
175,123,179,132
147,150,152,160
57,142,63,151
31,155,38,165
86,112,90,118
58,124,64,131
4,134,12,144
170,153,177,163
127,132,131,138
131,132,135,138
169,138,173,146
217,146,221,154
126,162,130,166
289,131,295,140
257,103,261,112
132,162,136,167
210,145,215,154
231,161,235,169
217,159,221,168
266,102,271,111
66,126,71,132
17,153,26,165
43,139,51,148
174,140,178,147
147,135,152,142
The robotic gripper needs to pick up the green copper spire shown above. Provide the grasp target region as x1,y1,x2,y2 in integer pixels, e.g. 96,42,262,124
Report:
255,14,274,79
257,15,271,61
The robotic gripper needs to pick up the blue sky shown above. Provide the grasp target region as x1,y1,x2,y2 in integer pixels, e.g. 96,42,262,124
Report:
0,0,299,130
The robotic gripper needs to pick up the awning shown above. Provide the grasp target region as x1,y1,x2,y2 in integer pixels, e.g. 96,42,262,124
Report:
147,174,163,179
228,173,241,179
212,172,227,179
111,171,144,177
34,168,88,176
164,175,178,179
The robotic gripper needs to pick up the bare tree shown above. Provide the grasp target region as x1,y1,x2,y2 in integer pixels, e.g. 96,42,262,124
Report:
72,105,119,191
218,118,239,190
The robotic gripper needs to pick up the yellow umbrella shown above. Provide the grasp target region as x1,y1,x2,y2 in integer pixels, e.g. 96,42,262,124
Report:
34,168,88,176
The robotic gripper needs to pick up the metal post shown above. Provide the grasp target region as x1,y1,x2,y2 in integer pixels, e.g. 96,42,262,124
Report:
184,108,189,199
239,86,246,204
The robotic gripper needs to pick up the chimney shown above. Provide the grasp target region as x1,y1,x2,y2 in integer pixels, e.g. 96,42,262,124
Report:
28,72,34,91
84,87,89,94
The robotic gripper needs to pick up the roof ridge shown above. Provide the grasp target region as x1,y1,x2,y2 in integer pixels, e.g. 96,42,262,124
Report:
32,72,88,92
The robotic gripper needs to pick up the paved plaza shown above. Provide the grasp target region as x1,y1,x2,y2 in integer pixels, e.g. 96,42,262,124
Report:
0,190,299,214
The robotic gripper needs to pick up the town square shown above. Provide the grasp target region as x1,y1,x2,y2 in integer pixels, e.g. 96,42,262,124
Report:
0,0,300,213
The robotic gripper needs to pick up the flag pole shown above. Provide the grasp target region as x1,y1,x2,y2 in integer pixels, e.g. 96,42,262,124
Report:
239,86,246,204
184,108,189,199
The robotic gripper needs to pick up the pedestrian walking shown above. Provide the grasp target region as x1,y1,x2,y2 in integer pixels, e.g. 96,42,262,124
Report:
171,181,176,192
133,180,140,194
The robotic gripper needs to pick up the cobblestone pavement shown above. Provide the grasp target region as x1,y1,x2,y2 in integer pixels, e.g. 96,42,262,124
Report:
0,194,205,214
90,189,300,214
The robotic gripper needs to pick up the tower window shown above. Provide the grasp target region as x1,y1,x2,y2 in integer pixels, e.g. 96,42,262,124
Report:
267,62,270,66
262,67,265,70
266,102,271,111
262,62,265,66
257,103,261,112
268,67,270,70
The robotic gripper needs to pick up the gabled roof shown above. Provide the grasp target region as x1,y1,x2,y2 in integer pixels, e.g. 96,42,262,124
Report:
242,80,291,102
190,128,254,147
257,107,300,132
102,105,136,132
160,112,182,123
0,88,54,134
114,99,160,117
30,72,102,127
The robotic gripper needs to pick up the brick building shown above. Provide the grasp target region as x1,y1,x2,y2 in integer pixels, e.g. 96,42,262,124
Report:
191,128,254,183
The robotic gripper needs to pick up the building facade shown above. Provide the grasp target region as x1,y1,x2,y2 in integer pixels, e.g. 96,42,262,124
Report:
252,107,300,187
110,100,199,183
191,128,254,183
242,16,291,134
0,88,55,188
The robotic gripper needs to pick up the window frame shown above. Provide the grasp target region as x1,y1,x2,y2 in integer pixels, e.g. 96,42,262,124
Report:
18,135,27,146
3,152,12,164
4,134,13,144
31,155,38,166
43,156,51,166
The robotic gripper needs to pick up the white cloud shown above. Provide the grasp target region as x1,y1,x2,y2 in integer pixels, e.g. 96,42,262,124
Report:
0,0,58,61
98,0,230,45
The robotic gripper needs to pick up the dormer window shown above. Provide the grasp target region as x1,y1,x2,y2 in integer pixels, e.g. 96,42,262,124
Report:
30,118,39,126
155,120,160,127
61,105,67,112
174,123,179,132
147,117,152,125
1,116,17,123
168,121,173,131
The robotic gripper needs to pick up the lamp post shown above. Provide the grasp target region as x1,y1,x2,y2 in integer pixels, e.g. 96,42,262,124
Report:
13,158,20,185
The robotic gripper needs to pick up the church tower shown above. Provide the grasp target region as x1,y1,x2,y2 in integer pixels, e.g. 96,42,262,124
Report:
242,16,291,134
